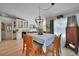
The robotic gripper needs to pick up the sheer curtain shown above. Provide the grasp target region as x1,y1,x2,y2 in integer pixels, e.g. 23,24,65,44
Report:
54,17,67,47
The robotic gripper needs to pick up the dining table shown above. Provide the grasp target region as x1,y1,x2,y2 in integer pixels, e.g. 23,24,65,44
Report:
29,33,55,53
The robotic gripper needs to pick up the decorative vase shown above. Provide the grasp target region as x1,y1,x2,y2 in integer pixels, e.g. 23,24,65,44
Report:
36,27,43,35
38,28,43,35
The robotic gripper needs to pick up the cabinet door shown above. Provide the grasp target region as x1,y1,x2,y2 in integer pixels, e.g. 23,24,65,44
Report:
67,28,77,44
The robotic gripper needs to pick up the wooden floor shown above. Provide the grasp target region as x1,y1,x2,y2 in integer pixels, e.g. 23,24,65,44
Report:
0,39,79,56
0,39,25,56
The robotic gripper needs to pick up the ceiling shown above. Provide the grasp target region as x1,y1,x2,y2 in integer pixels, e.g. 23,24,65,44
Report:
0,3,79,22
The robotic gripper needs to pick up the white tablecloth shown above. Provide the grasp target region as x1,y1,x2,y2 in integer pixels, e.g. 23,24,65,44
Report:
29,33,55,53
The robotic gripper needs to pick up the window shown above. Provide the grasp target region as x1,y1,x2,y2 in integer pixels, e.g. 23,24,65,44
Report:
54,17,67,39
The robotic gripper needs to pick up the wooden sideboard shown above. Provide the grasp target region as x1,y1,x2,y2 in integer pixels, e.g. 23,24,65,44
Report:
65,27,79,54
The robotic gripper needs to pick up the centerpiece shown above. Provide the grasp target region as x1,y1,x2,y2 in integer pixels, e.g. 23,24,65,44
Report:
35,16,43,35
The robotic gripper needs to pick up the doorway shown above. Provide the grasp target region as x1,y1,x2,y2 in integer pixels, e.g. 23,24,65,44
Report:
1,22,13,41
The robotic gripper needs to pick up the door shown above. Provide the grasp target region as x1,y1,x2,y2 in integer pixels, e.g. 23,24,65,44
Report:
1,22,5,40
1,23,13,40
50,20,54,34
6,24,12,40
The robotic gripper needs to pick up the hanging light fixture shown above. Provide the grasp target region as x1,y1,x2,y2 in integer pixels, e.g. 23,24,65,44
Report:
35,3,55,25
35,3,44,35
35,3,55,35
35,3,43,26
35,3,55,23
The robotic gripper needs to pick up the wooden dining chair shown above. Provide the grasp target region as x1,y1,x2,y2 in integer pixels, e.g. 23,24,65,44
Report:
46,34,61,56
22,32,27,53
52,34,61,56
22,34,43,56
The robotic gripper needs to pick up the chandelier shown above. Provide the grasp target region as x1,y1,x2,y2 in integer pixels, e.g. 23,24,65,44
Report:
35,3,55,35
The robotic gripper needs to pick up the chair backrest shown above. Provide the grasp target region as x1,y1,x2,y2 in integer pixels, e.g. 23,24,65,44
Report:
24,34,35,55
55,34,61,44
22,33,27,45
52,34,61,55
56,34,61,48
22,32,26,38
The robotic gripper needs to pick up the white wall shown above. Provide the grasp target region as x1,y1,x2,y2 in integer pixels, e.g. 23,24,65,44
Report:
16,28,26,40
28,16,46,32
0,16,14,23
0,16,15,42
16,19,28,40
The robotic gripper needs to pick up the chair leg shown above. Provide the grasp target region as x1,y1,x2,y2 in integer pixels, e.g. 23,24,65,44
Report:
22,45,25,53
57,47,61,55
36,45,43,56
59,48,61,55
53,50,59,56
25,48,29,56
58,50,60,56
